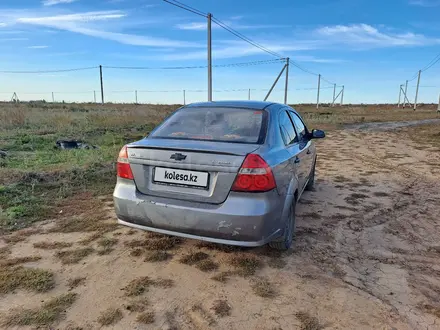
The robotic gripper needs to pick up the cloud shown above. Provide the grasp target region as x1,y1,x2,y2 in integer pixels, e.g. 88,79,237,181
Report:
409,0,440,6
293,55,347,63
16,11,201,48
28,45,49,49
42,0,78,6
0,23,7,27
316,24,440,47
0,37,28,41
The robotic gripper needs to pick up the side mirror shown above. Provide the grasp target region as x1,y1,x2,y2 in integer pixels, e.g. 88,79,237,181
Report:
312,129,326,139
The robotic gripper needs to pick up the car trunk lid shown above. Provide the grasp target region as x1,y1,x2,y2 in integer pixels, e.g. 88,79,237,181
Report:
127,138,260,204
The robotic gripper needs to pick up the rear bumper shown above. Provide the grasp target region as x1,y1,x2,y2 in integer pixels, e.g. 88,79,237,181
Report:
113,178,283,247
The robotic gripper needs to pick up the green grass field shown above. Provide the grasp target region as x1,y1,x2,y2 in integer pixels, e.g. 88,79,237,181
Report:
0,101,439,232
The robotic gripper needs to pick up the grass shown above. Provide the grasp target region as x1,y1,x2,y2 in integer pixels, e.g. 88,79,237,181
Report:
136,311,155,324
124,298,150,313
344,193,369,206
179,251,209,265
227,253,263,276
211,300,231,317
96,237,118,255
195,259,219,272
295,311,325,330
97,308,123,326
0,246,10,256
130,248,144,257
122,276,174,297
144,250,171,262
250,277,277,298
191,303,216,326
211,271,232,283
67,277,86,290
1,292,77,327
124,236,182,250
0,266,55,294
33,241,73,249
0,255,41,267
55,247,94,264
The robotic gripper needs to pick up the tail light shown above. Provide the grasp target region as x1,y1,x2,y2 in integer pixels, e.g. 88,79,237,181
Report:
231,154,276,192
117,145,134,180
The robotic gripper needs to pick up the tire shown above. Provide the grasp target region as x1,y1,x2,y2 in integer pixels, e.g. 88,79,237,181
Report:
305,157,316,191
269,200,296,251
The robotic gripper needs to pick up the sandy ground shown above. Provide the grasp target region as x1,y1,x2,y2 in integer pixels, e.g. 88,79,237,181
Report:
1,124,440,330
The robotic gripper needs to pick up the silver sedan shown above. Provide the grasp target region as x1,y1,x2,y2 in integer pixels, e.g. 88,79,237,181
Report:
113,101,325,250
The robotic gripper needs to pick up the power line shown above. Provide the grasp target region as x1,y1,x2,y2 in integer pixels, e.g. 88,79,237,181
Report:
0,66,98,74
162,0,207,17
104,59,284,70
421,53,440,72
211,17,283,59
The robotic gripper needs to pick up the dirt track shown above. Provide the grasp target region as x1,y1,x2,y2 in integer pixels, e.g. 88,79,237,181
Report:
1,125,440,330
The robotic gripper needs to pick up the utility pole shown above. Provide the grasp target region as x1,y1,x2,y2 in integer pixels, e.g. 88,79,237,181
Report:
99,65,104,104
264,64,287,101
183,90,186,105
438,94,440,112
248,88,251,100
332,83,336,107
316,74,321,109
284,57,289,105
135,90,138,104
414,70,421,111
207,13,212,102
398,85,402,107
52,92,55,103
341,85,345,105
403,80,408,108
93,90,96,103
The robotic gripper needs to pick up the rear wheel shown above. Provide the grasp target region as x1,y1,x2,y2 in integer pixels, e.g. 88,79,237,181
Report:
305,157,316,191
269,200,296,251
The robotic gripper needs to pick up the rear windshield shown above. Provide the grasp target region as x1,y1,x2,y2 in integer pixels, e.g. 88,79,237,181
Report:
150,107,267,144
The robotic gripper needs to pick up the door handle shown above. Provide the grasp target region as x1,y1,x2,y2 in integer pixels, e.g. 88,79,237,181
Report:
307,149,311,155
294,157,301,164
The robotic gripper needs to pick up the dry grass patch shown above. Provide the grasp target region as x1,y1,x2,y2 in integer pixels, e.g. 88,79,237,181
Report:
2,234,27,244
79,231,105,245
0,255,41,267
33,241,73,249
55,247,94,264
97,307,123,326
373,191,390,197
122,276,174,297
130,248,144,257
124,298,149,313
0,266,54,294
211,300,231,317
49,216,118,234
191,303,216,326
67,277,86,290
344,193,369,206
211,271,232,283
125,236,182,250
227,253,263,276
1,292,77,327
179,251,209,265
195,259,219,272
195,241,243,253
0,246,10,256
136,311,155,324
126,229,137,235
418,303,440,318
250,277,277,298
97,237,118,255
144,250,171,262
295,311,325,330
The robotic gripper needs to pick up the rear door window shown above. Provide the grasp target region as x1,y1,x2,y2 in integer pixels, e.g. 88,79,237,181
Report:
279,110,297,145
150,107,267,144
289,111,308,141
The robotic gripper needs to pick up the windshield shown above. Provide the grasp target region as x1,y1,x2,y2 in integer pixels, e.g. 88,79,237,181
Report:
150,107,267,144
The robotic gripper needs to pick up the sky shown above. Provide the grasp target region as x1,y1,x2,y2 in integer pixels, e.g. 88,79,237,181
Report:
0,0,439,104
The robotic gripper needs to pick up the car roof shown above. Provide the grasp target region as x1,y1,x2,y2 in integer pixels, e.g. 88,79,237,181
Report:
184,100,280,111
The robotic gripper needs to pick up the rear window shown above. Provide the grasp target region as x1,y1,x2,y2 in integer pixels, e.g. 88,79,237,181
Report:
150,107,267,144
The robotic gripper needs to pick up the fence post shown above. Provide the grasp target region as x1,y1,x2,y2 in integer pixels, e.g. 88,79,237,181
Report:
99,65,104,104
316,74,321,109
